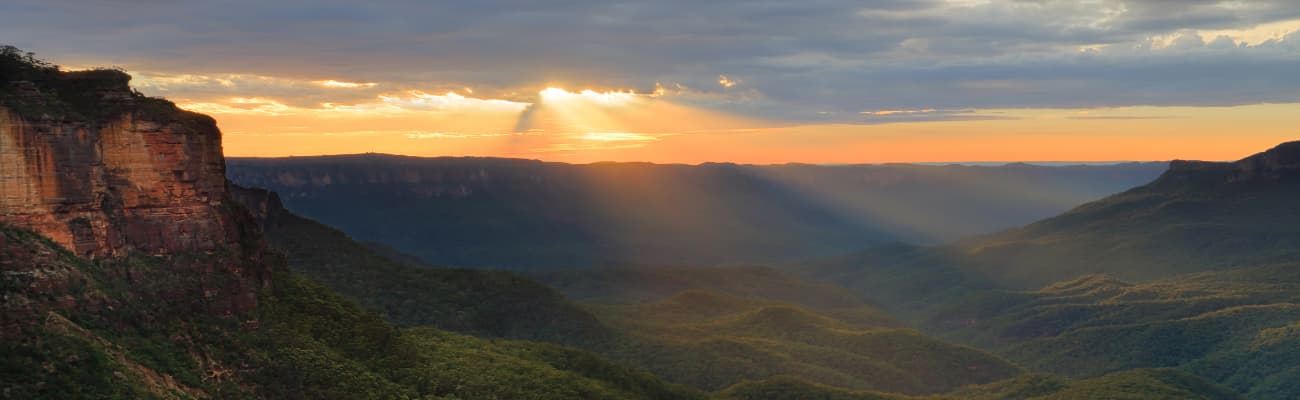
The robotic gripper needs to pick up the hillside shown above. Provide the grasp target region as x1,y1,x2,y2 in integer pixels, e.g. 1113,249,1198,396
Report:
718,370,1242,400
229,184,615,344
587,290,1019,394
798,141,1300,399
1,223,706,399
228,184,1023,395
808,141,1300,316
588,290,898,329
920,265,1300,399
529,265,872,309
226,155,1163,269
959,141,1300,286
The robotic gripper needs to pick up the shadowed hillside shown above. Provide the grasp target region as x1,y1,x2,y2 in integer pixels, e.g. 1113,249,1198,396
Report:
959,141,1300,286
799,141,1300,399
589,291,1020,394
228,184,1025,395
229,184,616,344
718,369,1242,400
810,141,1300,310
529,265,872,308
1,222,707,400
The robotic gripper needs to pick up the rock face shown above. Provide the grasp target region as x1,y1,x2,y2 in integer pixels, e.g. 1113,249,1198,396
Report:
1,61,271,317
0,106,238,258
1,76,239,258
227,184,289,229
1161,141,1300,185
1232,141,1300,182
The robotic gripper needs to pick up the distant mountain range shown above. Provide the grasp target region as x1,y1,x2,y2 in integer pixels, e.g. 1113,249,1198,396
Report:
227,155,1165,269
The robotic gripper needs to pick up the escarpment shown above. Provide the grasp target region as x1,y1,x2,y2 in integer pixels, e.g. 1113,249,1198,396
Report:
1,54,272,320
0,81,235,258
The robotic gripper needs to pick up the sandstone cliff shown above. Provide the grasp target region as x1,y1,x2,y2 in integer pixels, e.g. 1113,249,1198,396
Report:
1,49,270,318
1,76,237,258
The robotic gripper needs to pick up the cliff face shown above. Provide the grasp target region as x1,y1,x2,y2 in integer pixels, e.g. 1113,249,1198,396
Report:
1231,141,1300,182
1,62,270,318
0,106,238,258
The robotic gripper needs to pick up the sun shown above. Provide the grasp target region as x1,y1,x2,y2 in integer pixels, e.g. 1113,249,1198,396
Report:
539,87,571,99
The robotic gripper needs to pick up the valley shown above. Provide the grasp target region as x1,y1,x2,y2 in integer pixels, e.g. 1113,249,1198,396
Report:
3,45,1297,400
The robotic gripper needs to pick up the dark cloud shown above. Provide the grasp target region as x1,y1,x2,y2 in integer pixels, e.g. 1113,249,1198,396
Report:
3,0,1298,122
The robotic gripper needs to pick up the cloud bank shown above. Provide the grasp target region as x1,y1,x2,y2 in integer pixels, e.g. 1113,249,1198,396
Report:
3,0,1299,123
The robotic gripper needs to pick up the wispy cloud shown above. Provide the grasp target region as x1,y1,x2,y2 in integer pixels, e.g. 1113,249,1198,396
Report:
1065,115,1179,120
315,79,377,89
859,108,1015,124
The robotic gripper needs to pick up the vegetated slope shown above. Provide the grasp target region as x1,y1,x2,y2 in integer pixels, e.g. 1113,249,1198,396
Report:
1,223,706,400
230,184,614,344
589,290,898,329
226,155,1163,269
718,369,1241,400
920,264,1300,399
956,141,1300,287
231,186,1022,395
588,290,1020,394
807,141,1300,315
529,265,871,309
804,243,1004,317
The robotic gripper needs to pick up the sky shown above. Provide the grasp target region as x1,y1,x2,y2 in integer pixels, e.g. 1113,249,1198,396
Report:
3,0,1300,163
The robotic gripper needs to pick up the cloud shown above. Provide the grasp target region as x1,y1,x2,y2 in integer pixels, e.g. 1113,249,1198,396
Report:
377,91,530,113
315,79,377,89
3,0,1299,123
862,109,938,116
718,75,738,88
1065,115,1178,120
857,108,1015,124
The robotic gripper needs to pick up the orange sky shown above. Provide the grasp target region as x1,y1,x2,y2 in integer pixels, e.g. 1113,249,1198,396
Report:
206,88,1300,163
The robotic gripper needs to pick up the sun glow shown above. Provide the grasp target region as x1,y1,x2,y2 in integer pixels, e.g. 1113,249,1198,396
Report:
574,132,661,142
314,79,377,88
539,87,639,105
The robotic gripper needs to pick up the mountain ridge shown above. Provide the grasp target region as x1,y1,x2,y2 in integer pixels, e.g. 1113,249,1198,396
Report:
227,154,1166,269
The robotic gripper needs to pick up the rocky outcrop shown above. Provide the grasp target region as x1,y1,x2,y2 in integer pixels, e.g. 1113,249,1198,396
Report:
1160,141,1300,186
1232,140,1300,182
0,106,239,258
227,184,289,229
1,58,271,317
